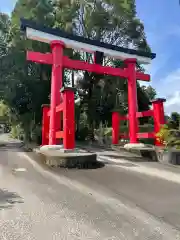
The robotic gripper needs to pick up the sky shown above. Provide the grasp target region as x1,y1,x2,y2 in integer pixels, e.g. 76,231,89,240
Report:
136,0,180,114
0,0,16,14
1,0,180,114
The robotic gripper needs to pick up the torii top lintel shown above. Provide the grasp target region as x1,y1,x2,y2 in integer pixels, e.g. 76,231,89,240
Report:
20,18,156,65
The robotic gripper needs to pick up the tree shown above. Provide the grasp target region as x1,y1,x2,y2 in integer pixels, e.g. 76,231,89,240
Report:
66,0,152,139
0,1,55,141
0,13,10,56
0,0,154,142
141,85,156,102
169,112,180,129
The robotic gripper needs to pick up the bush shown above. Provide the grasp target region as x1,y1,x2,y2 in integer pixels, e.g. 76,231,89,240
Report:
156,124,180,149
31,124,42,144
10,124,24,140
76,127,89,141
140,138,155,145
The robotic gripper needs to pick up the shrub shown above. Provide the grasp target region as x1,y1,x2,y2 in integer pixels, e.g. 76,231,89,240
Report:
156,124,180,149
76,127,89,141
31,124,42,144
10,124,24,140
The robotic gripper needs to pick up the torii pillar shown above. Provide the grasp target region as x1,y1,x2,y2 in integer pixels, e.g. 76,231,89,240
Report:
49,41,64,145
125,58,138,144
27,40,65,145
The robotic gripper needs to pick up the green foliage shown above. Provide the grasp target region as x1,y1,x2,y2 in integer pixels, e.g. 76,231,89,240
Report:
168,112,180,129
156,124,180,149
141,85,157,102
0,101,10,118
75,110,89,141
0,0,155,142
0,13,10,57
31,124,42,144
95,125,154,137
10,124,24,140
0,0,54,141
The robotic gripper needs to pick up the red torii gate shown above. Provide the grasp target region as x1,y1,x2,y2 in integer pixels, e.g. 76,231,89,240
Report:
21,19,156,149
112,98,166,146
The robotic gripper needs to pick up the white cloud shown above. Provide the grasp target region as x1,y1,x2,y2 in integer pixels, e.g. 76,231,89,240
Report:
155,68,180,114
165,91,180,115
166,91,180,106
143,53,170,79
156,68,180,95
140,54,170,88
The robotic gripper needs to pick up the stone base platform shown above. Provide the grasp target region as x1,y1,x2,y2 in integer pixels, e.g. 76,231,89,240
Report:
37,145,97,168
160,150,180,165
116,143,158,162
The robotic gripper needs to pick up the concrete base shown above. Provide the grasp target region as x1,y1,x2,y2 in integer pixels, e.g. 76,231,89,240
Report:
121,143,158,162
161,150,180,165
124,143,147,150
38,145,97,168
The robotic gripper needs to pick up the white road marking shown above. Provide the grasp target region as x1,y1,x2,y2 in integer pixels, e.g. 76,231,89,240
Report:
13,168,27,172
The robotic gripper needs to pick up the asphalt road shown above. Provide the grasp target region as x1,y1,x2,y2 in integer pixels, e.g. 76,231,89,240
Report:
0,135,180,239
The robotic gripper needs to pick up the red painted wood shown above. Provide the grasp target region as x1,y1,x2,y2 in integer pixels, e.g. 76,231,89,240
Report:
137,132,155,139
56,131,64,139
152,100,166,146
136,110,153,118
136,72,150,81
126,59,138,144
63,89,75,149
41,105,50,146
49,41,64,145
56,103,64,113
27,52,150,81
63,56,150,81
27,51,53,65
119,110,153,121
119,134,129,139
63,56,128,77
47,102,64,116
27,42,153,149
112,112,120,144
120,115,128,121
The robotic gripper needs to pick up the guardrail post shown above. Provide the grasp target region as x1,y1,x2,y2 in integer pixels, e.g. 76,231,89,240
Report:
41,104,50,146
60,87,76,149
152,98,166,146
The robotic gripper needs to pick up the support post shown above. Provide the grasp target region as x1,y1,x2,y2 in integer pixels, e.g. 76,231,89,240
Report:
125,59,138,144
41,104,50,146
152,98,166,146
61,87,76,149
49,41,64,145
112,112,120,145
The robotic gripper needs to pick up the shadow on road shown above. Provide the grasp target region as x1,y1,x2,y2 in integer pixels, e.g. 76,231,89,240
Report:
0,188,23,210
74,161,105,170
